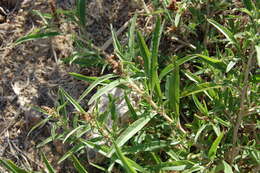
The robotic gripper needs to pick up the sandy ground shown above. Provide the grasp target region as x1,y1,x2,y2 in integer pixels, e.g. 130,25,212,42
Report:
0,0,136,172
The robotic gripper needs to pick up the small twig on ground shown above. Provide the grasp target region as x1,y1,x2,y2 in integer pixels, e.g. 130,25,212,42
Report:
50,39,58,63
139,0,150,14
11,140,45,170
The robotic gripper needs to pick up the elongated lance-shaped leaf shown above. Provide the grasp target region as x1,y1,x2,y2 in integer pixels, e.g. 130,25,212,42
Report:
0,159,30,173
168,56,180,118
150,18,164,98
111,25,124,60
42,152,56,173
194,124,208,143
195,54,226,71
27,115,52,137
88,79,127,105
71,155,89,173
77,0,86,26
208,132,224,160
124,93,138,120
222,160,233,173
137,31,151,81
181,82,223,98
58,143,86,163
70,73,116,102
147,160,195,171
192,94,208,116
113,141,138,173
16,32,60,45
60,87,86,113
70,72,113,83
124,140,180,153
78,139,147,172
160,54,226,79
63,125,85,143
58,87,68,117
108,112,156,157
208,19,239,50
243,0,256,11
160,55,197,80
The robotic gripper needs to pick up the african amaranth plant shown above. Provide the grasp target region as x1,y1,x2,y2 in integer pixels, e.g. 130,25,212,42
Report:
1,0,259,172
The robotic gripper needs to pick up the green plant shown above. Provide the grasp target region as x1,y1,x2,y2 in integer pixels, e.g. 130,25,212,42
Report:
3,0,259,172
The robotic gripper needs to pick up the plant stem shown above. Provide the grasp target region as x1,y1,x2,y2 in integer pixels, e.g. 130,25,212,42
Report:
128,81,187,134
232,51,253,147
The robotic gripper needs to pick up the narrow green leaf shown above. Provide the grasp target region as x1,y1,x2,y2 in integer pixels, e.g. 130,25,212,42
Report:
255,45,260,67
150,18,164,97
60,87,85,113
222,160,233,173
57,88,68,118
79,139,110,156
253,74,260,83
208,19,239,49
237,8,253,17
113,141,137,173
27,115,52,137
124,140,180,153
168,58,180,117
37,134,63,148
192,95,208,115
195,54,226,71
71,155,89,173
108,94,117,121
194,124,208,143
77,0,86,26
159,55,197,80
58,143,86,163
32,10,48,25
78,140,146,172
243,0,256,11
108,113,156,156
137,31,151,80
72,73,116,102
88,79,127,105
181,82,223,98
62,55,103,67
70,73,113,84
149,161,194,171
175,12,181,27
208,132,224,160
183,70,201,83
63,125,85,143
214,116,231,127
89,162,106,172
111,25,124,60
16,32,60,45
0,159,30,173
124,93,138,120
42,152,56,173
226,61,236,73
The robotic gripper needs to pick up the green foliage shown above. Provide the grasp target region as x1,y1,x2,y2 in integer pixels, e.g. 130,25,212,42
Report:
76,0,86,26
3,0,259,172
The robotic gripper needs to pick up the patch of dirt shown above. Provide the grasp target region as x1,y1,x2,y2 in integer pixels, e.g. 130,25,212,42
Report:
0,0,138,172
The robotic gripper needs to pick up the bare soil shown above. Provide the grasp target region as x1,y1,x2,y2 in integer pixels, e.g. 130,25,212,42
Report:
0,0,136,172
